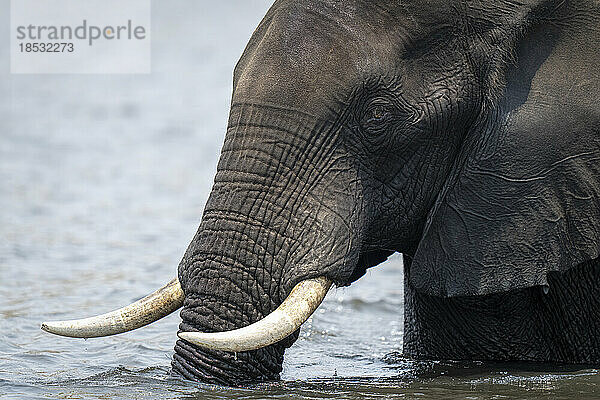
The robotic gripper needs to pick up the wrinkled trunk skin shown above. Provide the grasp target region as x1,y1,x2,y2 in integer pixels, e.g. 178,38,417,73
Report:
171,104,363,385
172,213,292,384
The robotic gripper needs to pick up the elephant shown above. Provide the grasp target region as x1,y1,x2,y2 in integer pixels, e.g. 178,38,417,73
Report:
42,0,600,386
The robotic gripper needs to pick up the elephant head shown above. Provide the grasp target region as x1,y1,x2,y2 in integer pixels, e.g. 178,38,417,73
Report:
42,0,600,385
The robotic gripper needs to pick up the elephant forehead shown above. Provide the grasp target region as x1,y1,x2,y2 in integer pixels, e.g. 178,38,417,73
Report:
231,0,409,115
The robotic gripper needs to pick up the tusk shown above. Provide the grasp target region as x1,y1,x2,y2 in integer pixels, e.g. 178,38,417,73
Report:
41,278,184,338
178,276,332,352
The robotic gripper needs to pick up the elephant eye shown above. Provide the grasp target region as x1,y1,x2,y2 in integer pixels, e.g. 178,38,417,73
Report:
369,105,386,121
362,104,391,134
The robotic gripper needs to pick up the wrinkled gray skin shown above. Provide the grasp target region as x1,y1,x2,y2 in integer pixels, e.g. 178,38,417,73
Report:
172,0,600,385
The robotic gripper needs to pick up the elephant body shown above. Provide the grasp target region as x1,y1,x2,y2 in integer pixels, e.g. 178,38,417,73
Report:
405,256,600,363
169,0,600,384
44,0,600,386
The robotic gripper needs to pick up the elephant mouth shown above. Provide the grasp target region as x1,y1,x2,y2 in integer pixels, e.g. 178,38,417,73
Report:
346,249,396,284
41,275,333,352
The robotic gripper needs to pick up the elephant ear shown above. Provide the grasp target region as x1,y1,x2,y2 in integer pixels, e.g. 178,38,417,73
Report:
409,23,600,297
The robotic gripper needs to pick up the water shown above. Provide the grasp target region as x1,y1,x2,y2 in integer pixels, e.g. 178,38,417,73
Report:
1,1,599,398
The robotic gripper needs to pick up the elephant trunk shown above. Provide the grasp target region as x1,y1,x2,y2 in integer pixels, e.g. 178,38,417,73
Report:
171,208,308,384
172,105,364,384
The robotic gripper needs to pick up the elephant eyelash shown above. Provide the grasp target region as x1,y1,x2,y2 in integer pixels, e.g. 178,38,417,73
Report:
365,105,389,124
360,102,393,135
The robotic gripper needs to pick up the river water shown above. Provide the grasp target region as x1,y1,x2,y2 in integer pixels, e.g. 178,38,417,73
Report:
1,1,599,399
